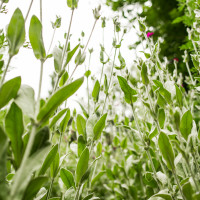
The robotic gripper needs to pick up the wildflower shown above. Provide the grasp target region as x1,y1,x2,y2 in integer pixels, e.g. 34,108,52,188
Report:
146,32,154,38
173,58,179,62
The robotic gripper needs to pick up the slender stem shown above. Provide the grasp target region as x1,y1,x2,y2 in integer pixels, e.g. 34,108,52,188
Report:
75,185,81,200
99,28,105,85
47,28,56,55
37,61,44,113
102,48,117,114
67,20,98,84
87,54,92,115
146,150,162,190
40,0,42,23
11,125,37,197
131,102,162,189
46,178,54,200
0,55,12,87
185,61,195,85
130,103,145,144
172,169,186,200
174,61,178,80
53,9,74,92
91,160,98,185
99,63,105,86
61,9,74,69
58,131,63,155
190,152,200,189
139,172,145,197
25,0,34,22
87,74,90,115
83,20,97,54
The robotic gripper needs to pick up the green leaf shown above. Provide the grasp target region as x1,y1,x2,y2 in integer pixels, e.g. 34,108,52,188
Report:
64,187,75,200
80,156,100,185
149,127,158,140
138,21,146,32
84,70,91,78
31,126,50,155
175,85,183,107
37,77,84,123
76,147,89,184
60,168,75,189
11,145,50,200
0,76,21,109
78,135,86,157
0,60,4,70
39,144,58,176
0,126,9,200
60,109,70,133
82,194,94,200
59,71,69,87
49,109,68,128
150,192,173,200
77,114,86,139
159,88,172,105
182,182,194,200
80,166,91,184
158,132,175,170
5,102,24,168
191,55,199,70
157,94,167,108
34,188,47,200
115,52,126,70
29,15,46,60
14,85,35,118
86,114,97,139
67,0,78,9
76,101,89,118
120,137,127,149
180,110,193,140
104,74,108,95
141,63,149,85
53,46,62,73
117,76,137,104
0,126,8,159
50,152,59,178
65,44,80,67
92,80,100,102
7,8,25,56
153,80,163,88
174,110,181,131
91,171,105,186
158,108,165,129
96,142,102,157
93,113,107,141
22,176,48,200
75,50,86,65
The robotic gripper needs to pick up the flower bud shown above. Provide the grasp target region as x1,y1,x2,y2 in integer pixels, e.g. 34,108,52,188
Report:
93,5,101,20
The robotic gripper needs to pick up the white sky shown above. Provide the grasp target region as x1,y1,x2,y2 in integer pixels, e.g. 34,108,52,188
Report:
0,0,140,109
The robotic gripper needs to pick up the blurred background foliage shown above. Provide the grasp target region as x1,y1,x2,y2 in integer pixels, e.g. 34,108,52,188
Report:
106,0,197,77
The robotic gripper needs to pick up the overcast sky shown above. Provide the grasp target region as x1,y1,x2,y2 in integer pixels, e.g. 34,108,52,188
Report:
0,0,140,109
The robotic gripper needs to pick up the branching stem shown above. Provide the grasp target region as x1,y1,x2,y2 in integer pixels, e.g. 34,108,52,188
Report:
0,55,12,87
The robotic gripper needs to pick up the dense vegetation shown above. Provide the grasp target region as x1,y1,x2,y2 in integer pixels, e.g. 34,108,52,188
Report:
0,0,200,200
106,0,195,75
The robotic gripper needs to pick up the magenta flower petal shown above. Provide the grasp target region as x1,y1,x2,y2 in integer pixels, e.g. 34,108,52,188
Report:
147,32,154,37
173,58,179,62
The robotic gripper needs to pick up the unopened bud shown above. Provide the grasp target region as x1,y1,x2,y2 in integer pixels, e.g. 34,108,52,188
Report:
93,5,101,20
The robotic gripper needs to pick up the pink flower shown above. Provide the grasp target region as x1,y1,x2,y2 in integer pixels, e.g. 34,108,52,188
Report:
173,58,179,62
147,32,154,38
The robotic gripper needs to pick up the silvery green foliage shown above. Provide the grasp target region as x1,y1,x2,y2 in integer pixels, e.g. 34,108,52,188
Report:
0,0,200,200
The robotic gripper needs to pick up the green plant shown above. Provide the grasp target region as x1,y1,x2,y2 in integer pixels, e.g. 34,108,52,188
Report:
1,0,200,200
